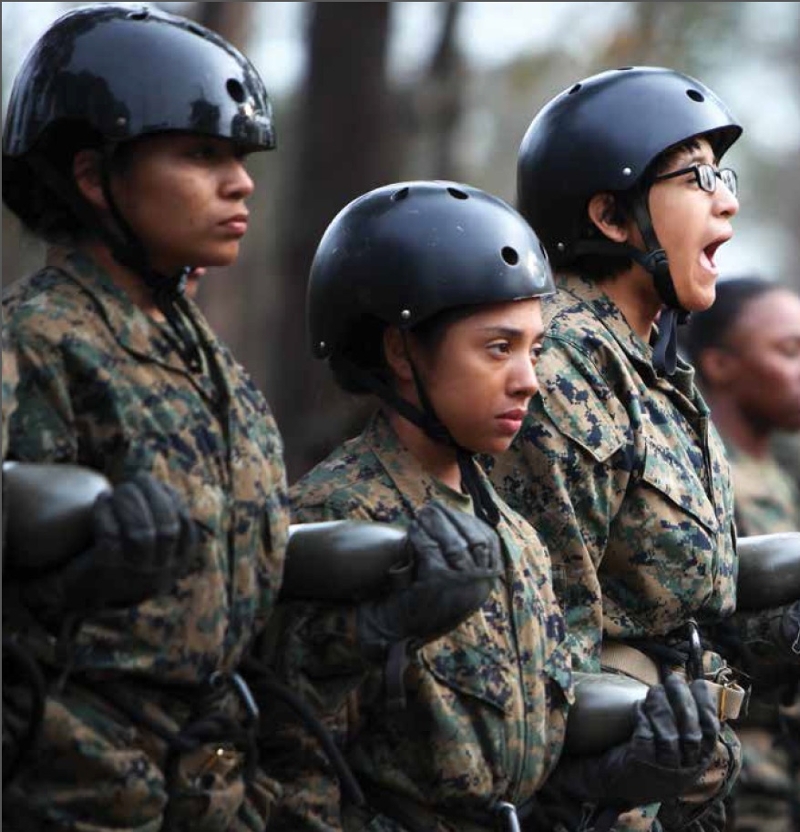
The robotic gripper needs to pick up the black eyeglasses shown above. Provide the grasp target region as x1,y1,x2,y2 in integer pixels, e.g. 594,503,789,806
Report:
653,163,738,197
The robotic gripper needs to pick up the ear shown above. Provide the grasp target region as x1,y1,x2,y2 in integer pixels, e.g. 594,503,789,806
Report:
587,193,630,244
383,326,414,383
698,346,738,387
72,149,107,210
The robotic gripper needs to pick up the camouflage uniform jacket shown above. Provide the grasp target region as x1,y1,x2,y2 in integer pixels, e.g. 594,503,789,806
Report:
266,410,573,831
2,248,290,682
727,444,800,536
488,276,738,671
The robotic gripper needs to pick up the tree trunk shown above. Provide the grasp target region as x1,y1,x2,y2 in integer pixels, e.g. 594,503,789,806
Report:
274,3,397,482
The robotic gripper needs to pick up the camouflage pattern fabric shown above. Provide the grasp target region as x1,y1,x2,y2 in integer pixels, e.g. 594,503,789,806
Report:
2,249,290,831
486,276,740,832
725,447,800,832
2,326,19,460
2,325,19,541
260,410,573,831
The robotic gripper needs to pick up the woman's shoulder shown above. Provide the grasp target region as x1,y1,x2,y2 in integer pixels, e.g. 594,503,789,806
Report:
544,292,631,375
3,266,81,317
289,433,400,523
3,267,94,354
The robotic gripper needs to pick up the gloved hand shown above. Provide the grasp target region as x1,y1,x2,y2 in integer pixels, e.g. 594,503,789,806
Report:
541,672,720,812
356,500,503,658
20,471,198,624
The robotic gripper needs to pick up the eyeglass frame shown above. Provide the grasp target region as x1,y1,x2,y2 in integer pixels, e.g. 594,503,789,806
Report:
652,163,738,197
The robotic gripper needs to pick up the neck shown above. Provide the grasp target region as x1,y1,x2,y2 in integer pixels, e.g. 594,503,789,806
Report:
77,240,165,321
703,390,772,458
601,265,663,340
386,407,461,491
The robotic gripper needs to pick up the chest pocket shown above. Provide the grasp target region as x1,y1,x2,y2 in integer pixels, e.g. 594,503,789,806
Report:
419,628,515,716
641,437,718,534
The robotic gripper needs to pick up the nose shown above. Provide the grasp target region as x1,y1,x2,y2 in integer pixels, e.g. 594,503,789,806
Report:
222,158,255,200
716,179,739,218
511,355,540,400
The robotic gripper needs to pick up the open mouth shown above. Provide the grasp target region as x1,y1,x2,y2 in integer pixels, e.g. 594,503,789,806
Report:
701,239,725,273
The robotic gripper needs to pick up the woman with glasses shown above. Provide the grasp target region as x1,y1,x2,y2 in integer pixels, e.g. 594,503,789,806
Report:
487,66,745,832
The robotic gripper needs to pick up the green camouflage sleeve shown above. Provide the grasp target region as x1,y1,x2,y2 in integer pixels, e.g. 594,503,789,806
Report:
2,326,20,460
4,317,78,463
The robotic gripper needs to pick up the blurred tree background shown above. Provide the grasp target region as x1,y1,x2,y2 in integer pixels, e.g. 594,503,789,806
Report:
3,1,799,482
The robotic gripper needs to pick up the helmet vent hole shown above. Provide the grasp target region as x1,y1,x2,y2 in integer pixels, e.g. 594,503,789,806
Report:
539,242,549,262
227,79,246,103
391,187,410,201
501,247,519,266
126,9,150,20
686,89,705,103
447,187,468,200
568,83,582,95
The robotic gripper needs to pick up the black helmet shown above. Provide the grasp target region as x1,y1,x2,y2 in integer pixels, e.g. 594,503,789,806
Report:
3,3,275,161
3,4,275,226
308,180,555,360
517,66,742,269
2,4,277,373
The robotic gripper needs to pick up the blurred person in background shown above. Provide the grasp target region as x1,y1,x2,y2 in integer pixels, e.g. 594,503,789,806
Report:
774,431,800,494
487,66,747,832
685,275,800,832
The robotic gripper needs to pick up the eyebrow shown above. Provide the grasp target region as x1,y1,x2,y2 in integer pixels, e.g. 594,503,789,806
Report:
479,325,546,341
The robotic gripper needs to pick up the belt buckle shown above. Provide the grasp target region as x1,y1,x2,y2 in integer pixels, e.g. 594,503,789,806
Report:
194,743,240,785
718,683,728,720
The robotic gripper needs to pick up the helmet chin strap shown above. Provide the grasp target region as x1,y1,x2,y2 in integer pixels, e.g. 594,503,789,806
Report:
27,147,203,372
406,358,500,528
628,193,689,376
573,192,688,376
98,146,202,372
337,349,500,528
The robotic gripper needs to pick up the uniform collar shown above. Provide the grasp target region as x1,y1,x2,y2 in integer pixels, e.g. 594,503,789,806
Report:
365,410,489,516
48,248,198,373
552,274,698,395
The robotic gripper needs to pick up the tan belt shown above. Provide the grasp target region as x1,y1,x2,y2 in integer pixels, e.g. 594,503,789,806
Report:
601,641,746,721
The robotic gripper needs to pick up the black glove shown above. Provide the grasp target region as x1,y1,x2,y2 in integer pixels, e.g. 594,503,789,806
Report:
356,500,503,657
659,794,727,832
542,672,720,812
20,471,198,624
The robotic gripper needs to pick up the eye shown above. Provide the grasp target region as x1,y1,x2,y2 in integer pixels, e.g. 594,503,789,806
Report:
530,344,543,361
778,341,800,359
488,340,512,357
188,142,220,160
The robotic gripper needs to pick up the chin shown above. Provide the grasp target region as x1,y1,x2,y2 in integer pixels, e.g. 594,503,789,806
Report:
208,250,240,267
685,286,716,313
482,437,517,456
